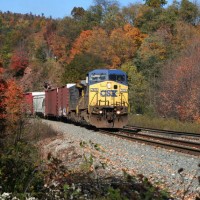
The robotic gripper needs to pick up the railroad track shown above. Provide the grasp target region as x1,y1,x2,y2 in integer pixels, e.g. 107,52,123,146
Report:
99,128,200,156
124,125,200,138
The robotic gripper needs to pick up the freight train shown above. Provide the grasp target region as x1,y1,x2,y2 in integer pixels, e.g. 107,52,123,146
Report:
24,69,129,128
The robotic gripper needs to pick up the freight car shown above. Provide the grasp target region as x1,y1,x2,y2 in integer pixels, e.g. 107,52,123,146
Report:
24,92,45,116
25,69,129,128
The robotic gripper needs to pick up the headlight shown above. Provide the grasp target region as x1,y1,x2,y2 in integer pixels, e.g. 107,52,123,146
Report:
116,110,121,114
99,110,103,114
90,88,98,92
107,82,111,89
120,89,127,92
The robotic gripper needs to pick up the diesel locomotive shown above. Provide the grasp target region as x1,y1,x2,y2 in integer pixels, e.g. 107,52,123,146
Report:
25,69,129,128
86,69,129,128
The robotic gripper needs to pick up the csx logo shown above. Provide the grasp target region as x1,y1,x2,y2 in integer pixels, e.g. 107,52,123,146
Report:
100,90,117,97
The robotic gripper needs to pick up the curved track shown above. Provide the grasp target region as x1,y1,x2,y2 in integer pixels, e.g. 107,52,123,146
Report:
124,125,200,138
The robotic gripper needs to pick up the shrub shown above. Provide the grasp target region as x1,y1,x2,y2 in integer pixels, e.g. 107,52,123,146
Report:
0,141,44,199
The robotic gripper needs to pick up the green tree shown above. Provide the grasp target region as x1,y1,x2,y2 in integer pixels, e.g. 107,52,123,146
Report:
93,0,119,15
121,63,148,114
134,5,163,33
134,35,167,75
62,53,105,83
121,3,140,25
101,3,125,31
91,0,125,31
144,0,167,8
35,44,47,63
179,0,199,24
57,17,83,42
71,7,86,21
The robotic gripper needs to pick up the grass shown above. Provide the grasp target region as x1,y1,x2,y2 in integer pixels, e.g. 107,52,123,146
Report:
128,114,200,134
24,117,58,141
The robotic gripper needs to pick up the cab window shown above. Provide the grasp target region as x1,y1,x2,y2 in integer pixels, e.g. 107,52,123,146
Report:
109,74,126,82
89,73,107,84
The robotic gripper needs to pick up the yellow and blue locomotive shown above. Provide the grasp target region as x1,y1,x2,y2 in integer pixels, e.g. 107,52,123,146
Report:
86,69,129,128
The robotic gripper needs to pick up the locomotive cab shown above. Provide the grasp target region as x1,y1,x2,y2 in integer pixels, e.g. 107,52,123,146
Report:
88,69,129,128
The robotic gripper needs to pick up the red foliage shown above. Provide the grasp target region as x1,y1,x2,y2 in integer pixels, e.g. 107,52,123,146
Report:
0,67,24,131
0,68,4,74
10,49,29,75
0,79,7,121
0,67,5,115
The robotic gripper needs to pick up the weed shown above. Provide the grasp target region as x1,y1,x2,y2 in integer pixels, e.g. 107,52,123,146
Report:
178,163,200,199
129,114,200,134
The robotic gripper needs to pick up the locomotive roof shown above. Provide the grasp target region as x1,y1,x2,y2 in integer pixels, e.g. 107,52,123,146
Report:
89,69,126,75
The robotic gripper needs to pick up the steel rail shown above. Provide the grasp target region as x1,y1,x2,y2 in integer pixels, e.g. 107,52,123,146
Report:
123,125,200,138
120,129,200,148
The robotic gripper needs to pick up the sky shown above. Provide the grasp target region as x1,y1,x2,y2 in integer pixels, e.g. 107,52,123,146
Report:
0,0,144,19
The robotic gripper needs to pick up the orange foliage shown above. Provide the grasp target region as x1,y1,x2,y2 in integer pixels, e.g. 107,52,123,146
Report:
4,79,24,125
69,30,93,62
46,33,69,62
0,66,24,132
41,21,69,63
110,24,147,67
69,24,147,68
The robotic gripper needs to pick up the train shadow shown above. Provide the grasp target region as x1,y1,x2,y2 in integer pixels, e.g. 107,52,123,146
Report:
38,115,121,133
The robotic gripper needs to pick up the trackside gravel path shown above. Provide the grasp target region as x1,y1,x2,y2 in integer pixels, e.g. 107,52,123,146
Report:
40,119,200,200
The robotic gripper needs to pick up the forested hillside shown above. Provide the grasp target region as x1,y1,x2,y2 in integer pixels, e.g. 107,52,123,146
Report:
0,0,200,121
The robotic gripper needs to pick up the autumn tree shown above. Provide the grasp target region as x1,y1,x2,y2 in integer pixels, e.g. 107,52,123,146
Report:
0,68,7,134
69,29,93,62
110,24,147,67
70,24,146,68
158,37,200,122
171,21,199,55
0,65,24,136
46,33,68,62
44,21,69,63
4,79,24,139
10,47,29,76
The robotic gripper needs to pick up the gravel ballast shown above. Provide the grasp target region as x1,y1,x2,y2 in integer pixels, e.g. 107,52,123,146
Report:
40,119,200,199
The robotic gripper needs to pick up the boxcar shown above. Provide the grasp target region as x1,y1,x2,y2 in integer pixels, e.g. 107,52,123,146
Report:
32,92,45,116
45,89,58,117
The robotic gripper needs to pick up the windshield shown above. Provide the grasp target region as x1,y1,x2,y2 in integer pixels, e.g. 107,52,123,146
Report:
89,73,107,84
109,74,126,82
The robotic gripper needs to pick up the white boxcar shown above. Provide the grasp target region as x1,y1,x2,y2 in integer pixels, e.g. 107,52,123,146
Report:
32,92,45,116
